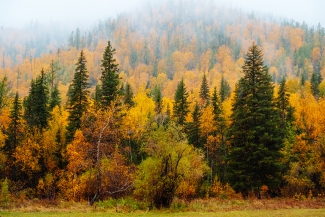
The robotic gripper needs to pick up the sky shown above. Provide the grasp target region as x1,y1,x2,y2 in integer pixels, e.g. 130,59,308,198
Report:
0,0,324,29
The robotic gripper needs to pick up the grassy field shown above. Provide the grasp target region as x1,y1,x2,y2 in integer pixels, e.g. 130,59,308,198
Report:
1,198,325,217
1,209,325,217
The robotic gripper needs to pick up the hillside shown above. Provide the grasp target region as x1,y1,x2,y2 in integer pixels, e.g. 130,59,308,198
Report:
0,0,325,208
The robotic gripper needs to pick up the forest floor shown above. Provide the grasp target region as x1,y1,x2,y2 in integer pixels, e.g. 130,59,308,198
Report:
0,198,325,217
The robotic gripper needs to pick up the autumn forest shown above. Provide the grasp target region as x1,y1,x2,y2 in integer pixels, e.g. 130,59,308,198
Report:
1,0,325,210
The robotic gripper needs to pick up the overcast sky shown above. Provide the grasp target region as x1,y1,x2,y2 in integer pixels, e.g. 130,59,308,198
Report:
0,0,323,29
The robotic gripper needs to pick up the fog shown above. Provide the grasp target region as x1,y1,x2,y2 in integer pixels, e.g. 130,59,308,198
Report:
0,0,323,29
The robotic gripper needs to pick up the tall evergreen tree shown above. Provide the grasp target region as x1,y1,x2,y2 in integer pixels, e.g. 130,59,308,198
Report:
227,43,283,198
153,85,163,114
100,41,120,108
49,84,61,110
186,102,201,148
199,73,210,105
94,84,102,111
310,71,323,98
66,50,90,143
173,78,189,126
124,82,134,108
220,75,231,102
24,68,50,129
5,92,23,180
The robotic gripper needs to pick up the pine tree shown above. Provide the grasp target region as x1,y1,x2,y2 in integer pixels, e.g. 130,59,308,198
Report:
100,41,120,108
66,50,90,143
186,102,202,148
5,92,23,180
199,73,210,105
227,42,283,198
153,85,163,114
220,75,231,102
49,85,61,110
310,71,323,98
124,82,134,108
24,68,50,129
94,84,102,111
173,78,189,126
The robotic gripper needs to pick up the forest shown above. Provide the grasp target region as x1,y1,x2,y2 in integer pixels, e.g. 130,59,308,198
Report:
0,0,325,209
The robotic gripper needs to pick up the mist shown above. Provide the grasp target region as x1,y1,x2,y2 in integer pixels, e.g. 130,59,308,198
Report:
0,0,323,29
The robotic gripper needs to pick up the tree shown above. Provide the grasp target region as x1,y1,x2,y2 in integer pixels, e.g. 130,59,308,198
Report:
220,76,231,102
199,73,210,105
227,42,283,199
134,123,206,208
4,92,24,181
124,82,134,108
186,102,202,148
66,50,90,143
173,79,189,126
24,68,50,129
310,71,323,98
100,41,120,108
49,85,61,110
152,85,163,114
0,76,12,111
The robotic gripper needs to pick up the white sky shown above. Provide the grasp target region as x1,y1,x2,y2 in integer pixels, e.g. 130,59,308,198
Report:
0,0,324,28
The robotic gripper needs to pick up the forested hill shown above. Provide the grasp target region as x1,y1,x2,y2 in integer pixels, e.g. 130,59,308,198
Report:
1,0,325,207
1,0,324,99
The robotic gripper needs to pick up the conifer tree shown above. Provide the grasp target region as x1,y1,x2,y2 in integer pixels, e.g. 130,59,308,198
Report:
100,41,120,108
227,42,283,199
186,102,202,148
49,85,61,110
310,71,323,98
24,68,49,129
220,75,231,102
199,73,210,105
153,85,163,114
94,84,102,110
173,78,189,126
66,50,90,143
124,82,134,108
5,92,23,180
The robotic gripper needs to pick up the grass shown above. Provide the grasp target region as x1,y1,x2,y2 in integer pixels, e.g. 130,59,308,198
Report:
1,209,325,217
0,198,325,217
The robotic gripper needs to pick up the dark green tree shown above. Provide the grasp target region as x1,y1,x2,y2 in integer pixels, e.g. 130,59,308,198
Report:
94,84,102,111
4,92,23,180
173,78,189,126
310,71,323,98
227,43,283,199
100,41,120,108
199,73,210,105
49,85,61,110
24,68,50,129
66,50,90,143
152,85,163,114
186,102,202,148
124,82,134,108
220,75,231,102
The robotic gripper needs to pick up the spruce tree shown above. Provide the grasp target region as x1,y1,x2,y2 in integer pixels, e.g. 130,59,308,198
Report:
24,68,50,129
49,85,61,110
173,78,189,126
199,73,210,105
220,75,231,102
227,42,283,198
153,85,163,114
124,82,134,108
66,50,90,143
94,84,102,110
5,92,23,180
310,71,323,98
100,41,120,108
186,102,201,148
